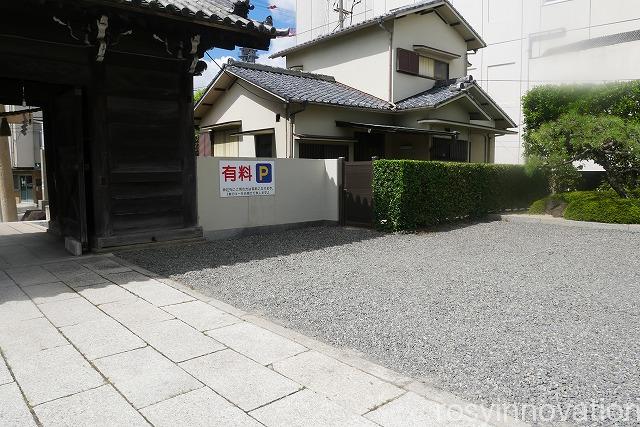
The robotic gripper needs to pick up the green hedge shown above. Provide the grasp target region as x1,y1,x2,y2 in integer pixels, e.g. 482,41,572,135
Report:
373,160,549,231
530,191,640,224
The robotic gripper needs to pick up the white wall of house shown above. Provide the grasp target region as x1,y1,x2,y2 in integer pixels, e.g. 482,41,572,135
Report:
391,12,468,101
198,83,288,157
197,157,340,238
294,105,393,137
286,26,392,101
294,0,640,166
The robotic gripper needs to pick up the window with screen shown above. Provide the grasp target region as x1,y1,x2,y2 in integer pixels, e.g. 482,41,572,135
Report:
397,48,449,80
255,134,274,158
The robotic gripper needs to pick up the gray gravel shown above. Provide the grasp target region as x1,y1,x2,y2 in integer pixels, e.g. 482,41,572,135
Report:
120,222,640,425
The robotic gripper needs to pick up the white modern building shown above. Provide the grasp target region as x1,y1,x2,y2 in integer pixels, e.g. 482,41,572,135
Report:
293,0,640,164
196,1,516,163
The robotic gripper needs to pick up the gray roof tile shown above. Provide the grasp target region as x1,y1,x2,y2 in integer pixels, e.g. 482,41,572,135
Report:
225,61,394,110
104,0,285,35
395,77,472,110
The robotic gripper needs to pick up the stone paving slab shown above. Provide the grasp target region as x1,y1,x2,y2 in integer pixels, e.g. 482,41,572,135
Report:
250,389,377,427
0,382,37,427
10,344,104,406
33,385,148,427
180,349,302,411
0,270,15,287
0,246,514,427
99,298,173,327
141,387,262,427
162,300,240,332
43,261,110,288
61,272,109,289
5,266,58,286
60,318,146,361
42,261,86,277
81,258,132,275
108,271,194,307
38,297,106,328
0,317,67,359
365,391,491,427
0,356,12,386
273,350,404,415
129,319,225,363
94,346,202,409
77,282,137,305
206,322,308,365
0,287,42,324
21,282,79,305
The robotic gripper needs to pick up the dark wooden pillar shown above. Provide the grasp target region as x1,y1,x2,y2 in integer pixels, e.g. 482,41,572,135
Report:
180,72,197,228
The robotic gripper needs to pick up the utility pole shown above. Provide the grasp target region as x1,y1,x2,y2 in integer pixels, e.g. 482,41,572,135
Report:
0,105,18,222
337,0,345,29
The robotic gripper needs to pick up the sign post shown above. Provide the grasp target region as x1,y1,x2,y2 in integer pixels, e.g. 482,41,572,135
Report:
219,160,275,198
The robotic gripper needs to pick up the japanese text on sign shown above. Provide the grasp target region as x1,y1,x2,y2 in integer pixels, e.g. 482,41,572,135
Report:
219,160,275,198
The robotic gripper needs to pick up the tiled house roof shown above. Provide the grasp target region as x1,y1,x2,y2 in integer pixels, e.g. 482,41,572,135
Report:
270,0,484,58
103,0,286,35
395,76,474,110
225,61,394,110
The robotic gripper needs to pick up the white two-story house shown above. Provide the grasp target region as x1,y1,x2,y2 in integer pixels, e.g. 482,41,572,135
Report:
195,0,516,162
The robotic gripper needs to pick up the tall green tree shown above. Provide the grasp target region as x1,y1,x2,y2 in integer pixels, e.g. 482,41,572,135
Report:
526,113,640,198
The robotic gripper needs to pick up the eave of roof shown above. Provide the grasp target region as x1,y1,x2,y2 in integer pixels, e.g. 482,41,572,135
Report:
270,0,485,58
195,64,515,130
89,0,288,36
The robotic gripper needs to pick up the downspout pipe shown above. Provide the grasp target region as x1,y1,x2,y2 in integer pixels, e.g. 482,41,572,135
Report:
285,101,307,158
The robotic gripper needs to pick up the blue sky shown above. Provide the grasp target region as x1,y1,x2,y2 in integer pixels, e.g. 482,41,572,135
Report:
195,0,297,89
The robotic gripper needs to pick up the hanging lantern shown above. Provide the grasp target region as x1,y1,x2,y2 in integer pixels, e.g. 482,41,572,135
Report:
21,113,29,136
0,117,11,137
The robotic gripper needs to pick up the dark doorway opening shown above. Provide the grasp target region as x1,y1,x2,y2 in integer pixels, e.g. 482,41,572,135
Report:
354,132,385,161
1,78,90,249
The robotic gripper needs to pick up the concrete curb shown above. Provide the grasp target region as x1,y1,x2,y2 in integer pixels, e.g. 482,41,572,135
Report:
112,254,529,427
490,213,640,233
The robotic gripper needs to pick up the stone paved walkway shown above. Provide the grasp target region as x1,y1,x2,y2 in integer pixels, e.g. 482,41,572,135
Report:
0,223,522,426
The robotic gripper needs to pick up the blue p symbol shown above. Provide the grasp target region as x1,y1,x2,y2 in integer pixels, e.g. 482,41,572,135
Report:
256,163,272,183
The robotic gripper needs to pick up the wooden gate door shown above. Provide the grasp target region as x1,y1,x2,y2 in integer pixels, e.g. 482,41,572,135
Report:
50,87,88,249
342,161,373,227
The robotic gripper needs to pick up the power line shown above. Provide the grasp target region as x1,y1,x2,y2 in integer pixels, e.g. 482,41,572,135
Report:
200,52,284,105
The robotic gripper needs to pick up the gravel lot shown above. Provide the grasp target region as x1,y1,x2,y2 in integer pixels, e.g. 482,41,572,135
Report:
120,222,640,425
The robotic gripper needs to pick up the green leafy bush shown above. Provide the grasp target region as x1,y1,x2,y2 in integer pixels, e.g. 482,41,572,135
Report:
528,191,640,224
522,81,640,134
522,82,640,195
373,160,549,231
528,199,547,215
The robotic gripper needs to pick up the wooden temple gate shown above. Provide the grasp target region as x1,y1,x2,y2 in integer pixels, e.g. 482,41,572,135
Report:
0,0,282,252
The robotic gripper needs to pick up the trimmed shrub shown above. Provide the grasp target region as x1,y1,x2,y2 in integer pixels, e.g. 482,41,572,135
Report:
373,160,549,231
530,191,640,224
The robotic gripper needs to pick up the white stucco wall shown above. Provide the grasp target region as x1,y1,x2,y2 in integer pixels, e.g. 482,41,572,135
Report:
295,0,640,166
197,157,340,236
198,83,288,157
392,12,469,102
294,105,393,137
286,26,392,102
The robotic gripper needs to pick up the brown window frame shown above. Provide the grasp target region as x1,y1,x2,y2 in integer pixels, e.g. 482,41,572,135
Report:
396,48,449,80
